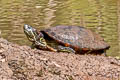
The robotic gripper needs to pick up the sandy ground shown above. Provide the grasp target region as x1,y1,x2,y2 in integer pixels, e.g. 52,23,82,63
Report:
0,38,120,80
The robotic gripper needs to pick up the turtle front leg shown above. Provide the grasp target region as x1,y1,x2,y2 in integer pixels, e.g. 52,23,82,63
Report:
57,45,75,53
31,43,36,49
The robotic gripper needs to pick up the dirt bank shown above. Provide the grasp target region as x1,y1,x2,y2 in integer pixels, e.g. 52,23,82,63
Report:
0,38,120,80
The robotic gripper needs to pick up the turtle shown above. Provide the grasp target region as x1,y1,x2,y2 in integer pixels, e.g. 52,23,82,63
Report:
23,24,110,55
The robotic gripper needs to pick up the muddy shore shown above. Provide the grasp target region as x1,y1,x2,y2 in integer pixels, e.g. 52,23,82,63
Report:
0,38,120,80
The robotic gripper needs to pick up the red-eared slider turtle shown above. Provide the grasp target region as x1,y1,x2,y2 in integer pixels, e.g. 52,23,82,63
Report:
23,24,110,55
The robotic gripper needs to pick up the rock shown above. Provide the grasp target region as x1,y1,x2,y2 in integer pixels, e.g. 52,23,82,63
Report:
0,37,120,80
0,49,4,53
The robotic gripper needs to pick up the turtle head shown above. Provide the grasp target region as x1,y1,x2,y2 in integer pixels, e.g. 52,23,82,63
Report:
23,24,38,42
23,24,47,47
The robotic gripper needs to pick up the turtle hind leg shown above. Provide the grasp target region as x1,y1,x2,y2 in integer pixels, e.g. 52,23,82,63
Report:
57,45,75,53
101,50,107,57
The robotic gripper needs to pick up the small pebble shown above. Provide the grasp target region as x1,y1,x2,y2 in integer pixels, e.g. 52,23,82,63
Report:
0,49,4,53
52,61,61,67
0,56,5,62
0,58,5,62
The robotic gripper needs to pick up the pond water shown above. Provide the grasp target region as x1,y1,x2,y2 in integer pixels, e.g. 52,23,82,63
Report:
0,0,119,57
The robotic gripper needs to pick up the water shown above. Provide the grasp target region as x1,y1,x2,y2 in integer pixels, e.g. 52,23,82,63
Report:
0,0,119,57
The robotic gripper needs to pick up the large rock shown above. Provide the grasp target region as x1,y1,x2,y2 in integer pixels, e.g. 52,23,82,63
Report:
0,38,120,80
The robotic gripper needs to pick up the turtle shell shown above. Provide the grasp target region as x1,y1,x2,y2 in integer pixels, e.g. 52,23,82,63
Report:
40,25,110,52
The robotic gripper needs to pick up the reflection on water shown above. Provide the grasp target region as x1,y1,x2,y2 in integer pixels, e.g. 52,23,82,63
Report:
0,0,119,57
